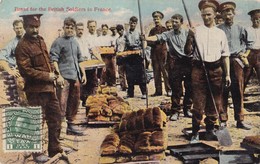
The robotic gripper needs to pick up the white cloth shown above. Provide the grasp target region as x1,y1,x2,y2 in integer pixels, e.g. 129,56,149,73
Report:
194,25,230,62
75,36,91,60
98,34,114,47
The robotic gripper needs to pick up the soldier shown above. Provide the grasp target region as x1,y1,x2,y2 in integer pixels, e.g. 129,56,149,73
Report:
185,0,231,143
244,9,260,87
50,17,87,136
123,16,147,99
115,24,127,91
15,14,63,162
218,1,253,130
146,14,192,121
0,19,27,105
147,11,171,97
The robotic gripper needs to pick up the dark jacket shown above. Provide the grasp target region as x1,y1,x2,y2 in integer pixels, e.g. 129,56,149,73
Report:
15,34,55,93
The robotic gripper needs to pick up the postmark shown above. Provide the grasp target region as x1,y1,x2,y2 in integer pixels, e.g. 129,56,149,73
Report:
2,106,42,152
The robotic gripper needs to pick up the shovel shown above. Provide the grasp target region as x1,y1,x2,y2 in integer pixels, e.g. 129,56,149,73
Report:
182,0,232,146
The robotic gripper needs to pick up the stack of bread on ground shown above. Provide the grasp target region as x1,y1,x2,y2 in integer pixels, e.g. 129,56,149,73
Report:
86,85,131,122
99,107,168,163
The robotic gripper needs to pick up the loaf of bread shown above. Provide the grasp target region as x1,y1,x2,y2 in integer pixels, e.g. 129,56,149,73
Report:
100,105,113,117
144,108,154,129
126,111,137,131
135,109,145,131
150,131,164,147
118,134,136,154
119,112,131,132
243,135,260,146
134,132,151,153
100,133,120,155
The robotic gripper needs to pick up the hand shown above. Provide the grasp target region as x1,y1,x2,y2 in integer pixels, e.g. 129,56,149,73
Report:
56,76,65,88
225,75,231,88
81,74,87,85
140,34,146,41
8,69,21,78
48,72,58,81
188,27,196,37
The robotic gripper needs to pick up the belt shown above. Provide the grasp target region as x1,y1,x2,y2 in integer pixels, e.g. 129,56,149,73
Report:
192,59,222,69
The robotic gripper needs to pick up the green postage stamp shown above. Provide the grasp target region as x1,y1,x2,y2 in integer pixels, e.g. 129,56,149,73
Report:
2,106,42,152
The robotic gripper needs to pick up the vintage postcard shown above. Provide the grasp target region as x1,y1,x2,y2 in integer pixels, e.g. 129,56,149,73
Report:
0,0,259,163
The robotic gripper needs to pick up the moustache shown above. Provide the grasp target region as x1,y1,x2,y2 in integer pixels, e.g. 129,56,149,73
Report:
32,32,38,35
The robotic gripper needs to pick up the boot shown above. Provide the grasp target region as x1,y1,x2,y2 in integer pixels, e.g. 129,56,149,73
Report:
236,121,251,130
190,133,199,144
183,108,192,118
205,124,217,141
32,153,50,163
205,130,218,141
190,119,200,143
169,113,179,121
67,123,85,136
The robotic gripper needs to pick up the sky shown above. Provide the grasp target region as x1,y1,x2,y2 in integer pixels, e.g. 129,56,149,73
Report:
0,0,259,47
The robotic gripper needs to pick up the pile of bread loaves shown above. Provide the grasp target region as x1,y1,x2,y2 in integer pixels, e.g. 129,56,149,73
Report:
86,93,131,122
100,107,167,156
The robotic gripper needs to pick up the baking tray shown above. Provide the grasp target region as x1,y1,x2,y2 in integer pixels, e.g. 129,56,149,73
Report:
181,152,219,164
168,143,216,158
219,150,257,164
240,141,260,153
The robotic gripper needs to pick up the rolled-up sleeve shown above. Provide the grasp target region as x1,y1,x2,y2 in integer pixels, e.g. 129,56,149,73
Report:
50,40,61,62
156,32,168,42
221,32,230,57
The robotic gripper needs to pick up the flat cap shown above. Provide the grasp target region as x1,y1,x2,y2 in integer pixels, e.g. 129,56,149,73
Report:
219,1,236,12
109,26,116,30
248,9,260,16
198,0,219,11
152,11,164,19
19,14,43,26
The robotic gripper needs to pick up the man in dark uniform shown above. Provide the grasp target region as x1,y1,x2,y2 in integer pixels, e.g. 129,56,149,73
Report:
148,11,171,97
218,1,252,130
121,16,147,99
185,0,231,143
15,14,63,162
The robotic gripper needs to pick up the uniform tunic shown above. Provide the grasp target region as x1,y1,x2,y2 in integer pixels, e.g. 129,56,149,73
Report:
218,23,252,121
148,25,170,94
15,34,62,156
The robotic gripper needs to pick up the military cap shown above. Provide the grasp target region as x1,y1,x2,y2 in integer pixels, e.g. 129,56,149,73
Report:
152,11,164,19
219,1,236,12
248,9,260,16
19,14,43,26
198,0,219,11
109,26,116,30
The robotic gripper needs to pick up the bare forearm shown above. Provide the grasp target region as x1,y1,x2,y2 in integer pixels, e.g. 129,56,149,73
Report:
222,56,230,76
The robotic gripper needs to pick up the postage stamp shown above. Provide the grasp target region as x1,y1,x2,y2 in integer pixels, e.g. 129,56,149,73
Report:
2,106,42,152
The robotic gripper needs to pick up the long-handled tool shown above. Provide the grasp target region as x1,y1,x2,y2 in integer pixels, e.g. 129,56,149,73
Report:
182,0,232,146
137,0,149,108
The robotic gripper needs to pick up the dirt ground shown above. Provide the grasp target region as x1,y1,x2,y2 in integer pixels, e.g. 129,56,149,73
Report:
0,77,259,164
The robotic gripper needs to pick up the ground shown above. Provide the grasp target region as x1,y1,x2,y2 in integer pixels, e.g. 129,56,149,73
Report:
0,77,259,164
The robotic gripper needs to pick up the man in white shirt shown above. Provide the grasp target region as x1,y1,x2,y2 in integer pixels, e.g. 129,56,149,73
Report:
184,0,231,143
75,22,91,60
